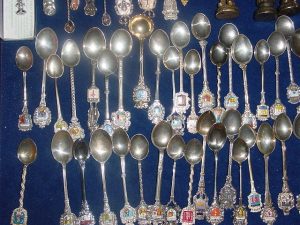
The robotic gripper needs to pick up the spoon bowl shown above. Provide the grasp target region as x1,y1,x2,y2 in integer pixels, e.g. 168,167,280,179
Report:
184,138,203,165
218,23,239,49
238,124,256,148
257,123,276,156
275,15,295,39
273,113,293,142
184,49,201,75
232,137,249,164
170,21,190,49
112,128,130,157
267,31,287,57
16,46,33,72
149,29,170,58
73,139,90,162
167,135,185,160
128,14,154,40
254,40,270,64
83,27,106,60
130,134,149,161
163,46,180,71
46,54,64,79
196,110,216,136
97,49,118,76
61,39,81,67
293,114,300,139
90,129,112,163
35,27,58,60
51,130,74,164
291,29,300,57
110,29,133,58
231,34,253,65
210,42,228,67
191,13,211,41
221,109,242,137
17,138,37,165
151,121,173,150
207,123,227,153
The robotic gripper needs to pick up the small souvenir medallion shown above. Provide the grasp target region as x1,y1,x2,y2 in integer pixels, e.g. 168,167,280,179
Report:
54,119,68,133
68,120,85,141
87,87,100,103
256,104,270,121
165,205,180,224
136,202,149,224
175,92,190,114
60,212,77,225
193,194,209,220
167,113,185,135
247,192,262,213
233,205,248,225
162,0,178,20
260,206,277,225
287,83,300,104
112,110,131,131
212,107,225,123
224,92,239,110
206,203,224,225
115,0,133,24
78,205,95,225
133,83,151,109
187,113,198,134
99,211,117,225
18,112,33,132
33,105,51,128
150,204,165,224
138,0,157,17
11,207,27,225
270,101,286,120
101,120,114,137
198,89,215,113
148,100,165,124
242,111,257,129
277,191,294,216
180,206,195,225
120,205,136,225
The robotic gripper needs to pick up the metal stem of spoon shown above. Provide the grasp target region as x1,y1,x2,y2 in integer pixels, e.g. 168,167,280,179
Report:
118,59,124,111
102,0,111,26
155,151,164,204
260,64,266,105
120,156,129,205
187,165,195,206
190,75,195,113
239,164,243,205
212,67,225,123
18,165,28,209
62,164,72,213
22,72,28,114
155,58,161,101
169,161,177,203
138,161,146,203
54,79,68,132
65,0,75,33
200,40,209,90
84,0,97,16
213,153,219,203
105,76,110,120
79,161,87,204
100,163,110,212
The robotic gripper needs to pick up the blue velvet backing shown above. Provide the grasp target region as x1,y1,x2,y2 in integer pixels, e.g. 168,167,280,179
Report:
1,0,300,224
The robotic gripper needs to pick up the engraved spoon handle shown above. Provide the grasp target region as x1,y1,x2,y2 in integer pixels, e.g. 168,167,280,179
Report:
260,64,266,105
62,164,71,213
197,138,206,193
22,72,28,111
120,156,129,205
190,75,195,113
155,57,161,101
187,165,195,206
264,156,272,206
101,163,111,211
170,161,177,202
138,161,145,202
55,79,63,120
286,42,294,84
155,150,164,204
118,59,124,110
18,165,28,208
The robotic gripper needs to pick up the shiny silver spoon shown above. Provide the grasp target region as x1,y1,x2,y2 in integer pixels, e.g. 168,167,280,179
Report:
90,129,117,225
62,39,85,141
165,135,185,224
64,0,75,33
293,113,300,212
51,130,77,225
16,46,33,132
83,27,106,132
257,123,277,225
192,13,215,113
255,39,271,121
73,139,95,224
34,27,58,128
110,29,133,131
46,54,68,133
112,128,136,224
148,29,170,124
184,49,201,134
130,134,150,224
180,139,203,224
274,113,294,215
102,0,111,26
11,138,37,225
268,31,287,120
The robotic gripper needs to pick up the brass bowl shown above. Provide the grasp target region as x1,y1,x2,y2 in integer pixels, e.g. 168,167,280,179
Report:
128,14,154,40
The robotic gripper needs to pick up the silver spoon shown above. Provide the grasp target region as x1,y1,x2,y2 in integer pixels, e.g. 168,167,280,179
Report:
110,29,133,131
46,54,68,133
218,23,239,110
83,27,106,132
191,13,216,113
232,34,257,129
165,135,185,224
150,121,173,224
16,46,33,132
293,114,300,211
232,138,249,225
51,130,77,225
219,109,241,210
65,0,75,33
34,28,58,128
274,113,294,215
170,21,191,115
239,124,262,212
255,39,271,121
130,134,150,224
184,49,201,134
90,129,117,225
11,138,37,225
62,39,85,141
84,0,97,16
73,139,95,224
102,0,111,26
206,123,227,225
112,128,136,224
267,31,287,120
194,111,216,220
276,15,300,104
97,49,119,136
180,139,203,225
257,123,277,225
210,42,228,122
148,29,170,124
164,46,185,135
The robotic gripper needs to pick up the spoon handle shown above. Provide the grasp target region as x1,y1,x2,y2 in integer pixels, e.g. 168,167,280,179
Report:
22,72,28,111
40,60,47,106
216,67,222,108
247,151,256,192
70,67,78,121
120,156,129,205
171,71,176,113
213,153,219,203
239,164,243,205
80,162,87,203
286,42,295,84
100,163,111,211
281,141,290,191
228,50,233,93
105,76,110,120
241,65,250,112
155,57,161,101
190,75,195,113
200,40,208,86
226,139,233,179
179,50,184,92
139,40,145,84
260,64,266,105
118,59,124,110
91,60,96,86
18,165,28,208
170,161,177,202
138,161,145,202
275,57,280,101
55,79,63,120
197,138,206,193
155,151,164,204
264,156,272,206
187,165,194,206
62,164,71,212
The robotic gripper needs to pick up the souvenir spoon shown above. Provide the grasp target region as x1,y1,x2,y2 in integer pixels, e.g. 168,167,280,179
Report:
180,139,203,225
90,129,117,225
84,0,97,16
232,34,257,129
34,28,58,128
170,21,191,115
138,0,157,17
62,39,85,141
148,29,170,124
11,139,37,225
65,0,75,33
73,139,95,224
184,49,201,134
115,0,133,25
191,13,215,113
16,46,33,131
150,121,173,224
46,54,68,133
232,138,249,225
206,123,227,225
51,130,77,225
217,24,239,110
267,31,287,120
194,111,216,220
130,134,150,224
163,46,185,135
293,114,300,211
255,40,271,121
218,23,239,110
165,135,185,224
274,113,294,215
97,49,119,136
210,42,228,122
112,128,136,224
102,0,111,26
129,14,154,109
83,27,106,132
110,29,133,131
219,109,241,209
257,123,277,225
239,124,262,212
276,15,300,104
